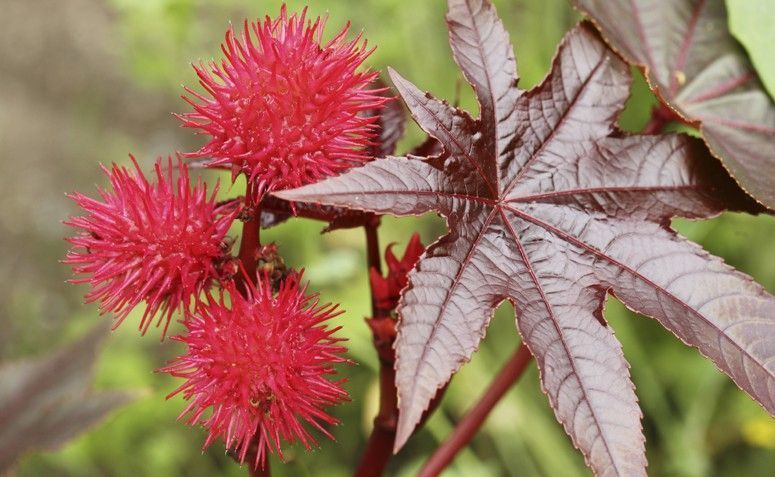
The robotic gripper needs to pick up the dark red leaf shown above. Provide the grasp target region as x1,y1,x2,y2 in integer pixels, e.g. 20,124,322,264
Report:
277,1,774,474
573,0,775,208
408,135,443,158
0,323,134,472
365,77,407,159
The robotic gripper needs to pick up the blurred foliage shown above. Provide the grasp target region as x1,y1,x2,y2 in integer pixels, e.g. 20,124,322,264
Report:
0,323,134,473
6,0,774,476
726,0,775,98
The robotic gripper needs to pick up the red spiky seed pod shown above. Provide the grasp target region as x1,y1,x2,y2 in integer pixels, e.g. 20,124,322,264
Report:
369,233,425,312
65,157,237,336
161,273,349,468
179,5,387,198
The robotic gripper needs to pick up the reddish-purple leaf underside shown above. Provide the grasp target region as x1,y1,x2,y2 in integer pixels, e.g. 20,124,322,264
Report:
573,0,775,208
0,323,134,473
277,0,775,475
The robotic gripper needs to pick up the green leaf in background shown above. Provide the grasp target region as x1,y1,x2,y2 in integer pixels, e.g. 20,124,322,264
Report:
107,0,204,89
727,0,775,99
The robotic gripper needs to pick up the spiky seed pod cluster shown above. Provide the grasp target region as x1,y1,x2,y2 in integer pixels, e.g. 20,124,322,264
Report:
179,5,387,197
64,4,372,467
65,157,237,336
161,273,349,467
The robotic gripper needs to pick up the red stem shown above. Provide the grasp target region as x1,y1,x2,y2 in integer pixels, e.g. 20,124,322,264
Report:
356,220,399,477
642,115,667,135
642,104,681,134
419,343,533,477
356,221,448,475
364,220,383,315
236,204,260,293
233,201,266,476
356,347,399,477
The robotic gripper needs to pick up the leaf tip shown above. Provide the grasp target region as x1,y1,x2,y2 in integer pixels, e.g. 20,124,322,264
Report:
386,66,405,87
392,416,415,454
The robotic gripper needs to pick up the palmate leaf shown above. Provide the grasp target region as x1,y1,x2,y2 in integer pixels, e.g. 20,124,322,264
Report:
277,0,775,475
573,0,775,208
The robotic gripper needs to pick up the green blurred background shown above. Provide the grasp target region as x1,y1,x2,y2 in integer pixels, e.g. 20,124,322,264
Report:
1,0,773,475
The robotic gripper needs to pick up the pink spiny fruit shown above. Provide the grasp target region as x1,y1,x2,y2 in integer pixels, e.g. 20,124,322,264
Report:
161,272,349,468
178,5,387,198
65,157,237,336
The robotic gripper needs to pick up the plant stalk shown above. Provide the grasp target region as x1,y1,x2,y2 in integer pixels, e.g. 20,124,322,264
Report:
356,221,448,476
642,104,681,134
419,343,533,477
356,220,399,477
235,203,260,294
233,200,266,477
364,220,383,313
355,346,400,477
